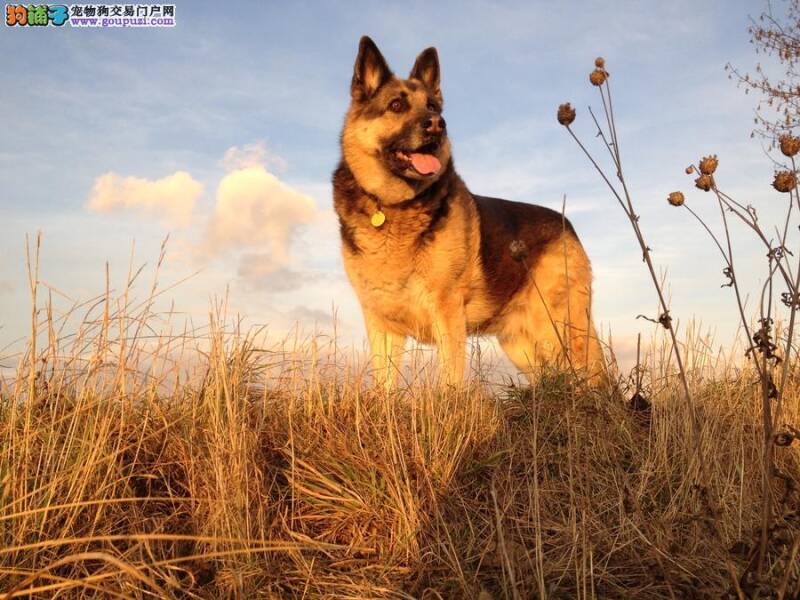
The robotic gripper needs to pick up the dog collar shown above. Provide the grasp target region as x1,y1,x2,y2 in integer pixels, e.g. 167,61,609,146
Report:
357,174,449,229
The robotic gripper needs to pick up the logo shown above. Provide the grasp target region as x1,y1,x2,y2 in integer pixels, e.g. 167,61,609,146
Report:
5,4,176,27
6,5,68,26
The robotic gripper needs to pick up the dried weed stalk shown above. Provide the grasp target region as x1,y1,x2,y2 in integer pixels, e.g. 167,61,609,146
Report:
557,59,698,436
561,55,800,594
674,143,800,585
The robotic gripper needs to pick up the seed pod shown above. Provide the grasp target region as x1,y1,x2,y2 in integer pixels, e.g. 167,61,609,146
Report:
694,174,713,192
773,170,797,193
595,57,605,68
557,103,576,126
779,134,800,157
685,165,695,174
589,68,607,86
629,392,651,413
668,191,685,206
509,239,529,262
699,155,718,175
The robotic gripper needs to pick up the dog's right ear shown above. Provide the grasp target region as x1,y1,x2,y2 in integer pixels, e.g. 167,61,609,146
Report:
351,36,392,102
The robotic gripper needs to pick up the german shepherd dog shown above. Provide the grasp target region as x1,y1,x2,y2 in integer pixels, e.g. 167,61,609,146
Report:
333,36,603,388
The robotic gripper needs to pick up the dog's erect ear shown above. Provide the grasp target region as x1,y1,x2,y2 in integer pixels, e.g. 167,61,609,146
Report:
351,36,393,101
410,47,441,102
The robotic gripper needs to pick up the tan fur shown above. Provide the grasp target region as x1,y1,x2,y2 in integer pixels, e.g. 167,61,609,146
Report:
340,184,476,386
342,82,452,205
337,172,603,387
334,37,603,388
494,236,603,378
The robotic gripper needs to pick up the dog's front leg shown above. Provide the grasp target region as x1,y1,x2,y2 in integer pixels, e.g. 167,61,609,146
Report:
431,295,466,386
365,313,406,391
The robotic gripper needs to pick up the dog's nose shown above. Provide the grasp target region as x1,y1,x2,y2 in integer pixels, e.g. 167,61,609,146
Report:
422,115,445,134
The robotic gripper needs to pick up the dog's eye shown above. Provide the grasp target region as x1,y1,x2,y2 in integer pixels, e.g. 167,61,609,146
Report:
427,101,439,112
389,99,405,113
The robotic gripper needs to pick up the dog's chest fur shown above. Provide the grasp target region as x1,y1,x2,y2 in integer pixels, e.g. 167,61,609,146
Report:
346,231,440,339
333,163,497,340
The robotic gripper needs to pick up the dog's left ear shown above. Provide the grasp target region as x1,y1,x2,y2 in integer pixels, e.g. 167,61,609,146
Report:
410,47,441,103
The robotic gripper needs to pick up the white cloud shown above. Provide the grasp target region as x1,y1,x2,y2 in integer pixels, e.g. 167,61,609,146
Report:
221,140,288,173
202,165,316,282
86,171,202,227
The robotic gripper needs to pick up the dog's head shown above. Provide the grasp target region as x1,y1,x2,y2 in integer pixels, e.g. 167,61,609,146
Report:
341,36,452,204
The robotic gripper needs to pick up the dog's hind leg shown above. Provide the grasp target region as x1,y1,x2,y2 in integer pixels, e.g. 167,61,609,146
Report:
497,306,602,383
497,323,563,382
555,239,604,381
499,235,604,382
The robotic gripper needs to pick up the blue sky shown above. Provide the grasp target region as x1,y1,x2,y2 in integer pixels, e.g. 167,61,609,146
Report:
0,1,789,369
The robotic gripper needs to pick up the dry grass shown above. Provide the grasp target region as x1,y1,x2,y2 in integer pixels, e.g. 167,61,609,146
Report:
1,261,799,599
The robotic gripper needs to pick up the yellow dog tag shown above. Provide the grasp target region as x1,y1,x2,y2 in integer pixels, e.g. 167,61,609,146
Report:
370,210,386,228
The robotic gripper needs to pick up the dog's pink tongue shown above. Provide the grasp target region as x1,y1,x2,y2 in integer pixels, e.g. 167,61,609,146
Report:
410,153,441,175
